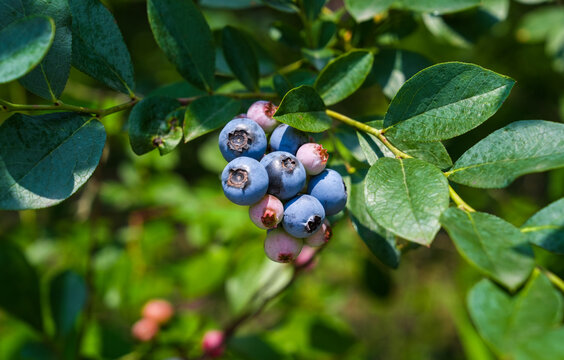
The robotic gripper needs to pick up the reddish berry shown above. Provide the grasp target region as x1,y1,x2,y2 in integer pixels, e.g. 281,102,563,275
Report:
247,100,279,132
142,299,174,324
202,330,225,358
132,318,159,342
296,143,329,175
294,245,317,269
249,195,284,229
264,228,303,263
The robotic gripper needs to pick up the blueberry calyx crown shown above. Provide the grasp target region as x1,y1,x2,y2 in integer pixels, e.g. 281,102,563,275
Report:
281,156,296,172
305,215,322,233
227,129,253,152
227,168,249,189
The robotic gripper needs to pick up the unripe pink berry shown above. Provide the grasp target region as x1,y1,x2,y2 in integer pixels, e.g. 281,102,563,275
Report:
131,318,159,342
294,245,317,269
264,228,303,263
249,195,284,229
296,143,329,175
246,100,278,132
142,299,174,324
202,330,225,358
305,219,332,247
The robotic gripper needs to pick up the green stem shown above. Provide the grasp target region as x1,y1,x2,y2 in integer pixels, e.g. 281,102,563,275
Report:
326,109,477,213
277,59,304,75
0,97,140,118
326,109,412,159
448,185,476,212
543,268,564,293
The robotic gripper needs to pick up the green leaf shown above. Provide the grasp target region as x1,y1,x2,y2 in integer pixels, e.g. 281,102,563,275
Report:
516,7,564,43
70,0,135,95
184,95,240,142
314,50,374,106
344,0,394,22
0,113,106,210
274,85,332,132
395,0,480,14
128,96,182,156
222,26,259,92
201,0,258,8
366,49,432,99
383,62,515,142
422,14,472,48
0,16,54,84
441,208,535,290
360,121,453,169
0,242,43,331
303,0,326,20
522,198,564,254
148,0,215,91
347,169,400,268
0,0,73,100
468,271,564,360
448,120,564,188
364,158,449,245
49,270,87,336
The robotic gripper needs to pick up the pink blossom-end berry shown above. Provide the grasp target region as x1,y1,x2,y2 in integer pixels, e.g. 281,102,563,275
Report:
131,318,159,342
142,299,174,324
202,330,225,358
294,245,318,269
296,143,329,175
249,195,284,229
305,219,332,247
264,228,303,263
246,100,279,133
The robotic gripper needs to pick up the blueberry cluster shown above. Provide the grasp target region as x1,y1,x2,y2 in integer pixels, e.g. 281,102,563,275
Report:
219,101,348,263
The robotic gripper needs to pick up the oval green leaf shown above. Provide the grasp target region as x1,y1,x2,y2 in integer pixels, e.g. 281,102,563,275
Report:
522,197,564,254
50,270,87,337
347,169,400,268
184,95,241,142
0,113,106,210
70,0,135,95
222,26,259,92
441,208,534,291
148,0,215,92
449,120,564,188
364,158,449,245
0,0,73,100
314,49,374,106
395,0,480,14
384,62,515,142
128,96,182,156
273,85,332,132
468,271,564,360
0,16,54,84
0,242,43,331
516,7,564,43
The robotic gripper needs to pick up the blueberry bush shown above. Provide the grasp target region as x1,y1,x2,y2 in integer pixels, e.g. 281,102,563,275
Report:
1,0,564,359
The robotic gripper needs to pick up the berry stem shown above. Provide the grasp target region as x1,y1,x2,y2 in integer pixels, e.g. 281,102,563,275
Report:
326,109,477,212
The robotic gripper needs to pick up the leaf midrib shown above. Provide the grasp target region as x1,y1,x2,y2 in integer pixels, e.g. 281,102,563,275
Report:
450,150,564,174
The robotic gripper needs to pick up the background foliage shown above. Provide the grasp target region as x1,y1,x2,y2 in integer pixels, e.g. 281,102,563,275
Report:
1,0,564,359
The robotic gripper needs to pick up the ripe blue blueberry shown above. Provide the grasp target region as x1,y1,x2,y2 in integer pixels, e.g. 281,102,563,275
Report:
269,124,310,155
282,194,326,238
218,118,267,161
307,169,347,216
221,157,268,205
260,151,306,200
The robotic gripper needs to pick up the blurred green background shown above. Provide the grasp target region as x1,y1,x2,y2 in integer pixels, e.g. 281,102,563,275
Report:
1,0,564,359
